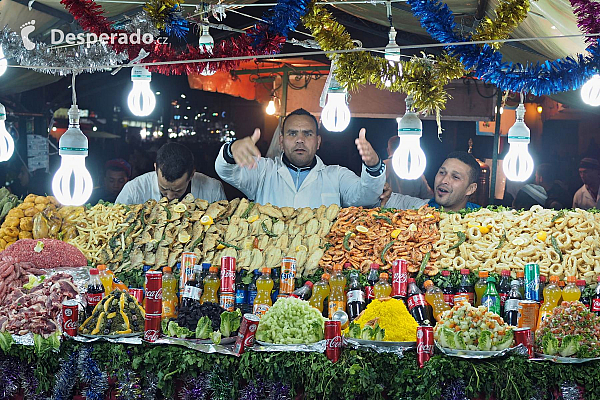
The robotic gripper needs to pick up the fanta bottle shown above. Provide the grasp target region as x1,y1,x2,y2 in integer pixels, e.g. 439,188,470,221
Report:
474,271,489,306
253,268,274,317
537,276,561,327
424,280,450,322
200,266,220,305
309,273,330,312
162,267,178,319
97,265,114,295
328,265,347,318
112,276,129,292
562,276,581,302
373,272,392,299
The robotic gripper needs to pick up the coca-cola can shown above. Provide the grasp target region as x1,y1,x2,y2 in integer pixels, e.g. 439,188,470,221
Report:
324,320,342,363
233,314,260,355
180,253,198,297
220,256,236,293
417,326,434,368
514,327,534,358
61,299,79,337
144,271,163,315
144,314,161,342
391,259,408,298
129,288,144,304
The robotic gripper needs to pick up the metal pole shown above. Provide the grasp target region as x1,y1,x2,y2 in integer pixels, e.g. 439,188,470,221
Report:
281,66,289,117
490,89,503,205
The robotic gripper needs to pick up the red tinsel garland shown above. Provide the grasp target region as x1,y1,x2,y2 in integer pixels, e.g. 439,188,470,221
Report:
60,0,286,74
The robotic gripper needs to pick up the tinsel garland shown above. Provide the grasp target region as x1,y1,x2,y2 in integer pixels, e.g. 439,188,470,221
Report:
560,381,585,400
0,357,20,400
569,0,600,44
239,375,291,400
179,369,233,400
143,0,189,39
51,346,108,400
0,355,45,400
441,378,468,400
472,0,533,49
406,0,600,95
115,370,142,400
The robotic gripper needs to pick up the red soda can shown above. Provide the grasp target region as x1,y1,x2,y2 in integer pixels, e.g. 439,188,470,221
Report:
180,253,198,297
61,300,79,337
220,256,236,293
514,327,534,358
280,258,297,295
324,320,342,363
128,288,144,304
144,271,163,315
233,314,260,355
417,326,434,368
219,292,235,312
391,259,408,298
144,314,161,342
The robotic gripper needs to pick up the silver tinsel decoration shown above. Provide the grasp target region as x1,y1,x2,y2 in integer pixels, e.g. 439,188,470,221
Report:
560,381,583,400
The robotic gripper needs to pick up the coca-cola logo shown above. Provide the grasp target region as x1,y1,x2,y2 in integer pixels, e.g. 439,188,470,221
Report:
63,319,78,330
326,335,342,348
87,293,103,304
408,294,425,310
243,335,255,347
144,330,160,342
392,273,407,284
221,270,236,279
417,343,434,354
592,298,600,312
249,324,257,333
64,309,73,317
146,288,163,300
417,329,423,339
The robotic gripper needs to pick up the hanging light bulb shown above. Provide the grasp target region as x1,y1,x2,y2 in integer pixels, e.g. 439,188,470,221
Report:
581,74,600,106
392,95,426,180
199,24,216,76
503,102,534,182
265,99,276,115
0,46,7,77
128,66,156,117
383,27,402,88
52,104,93,205
0,103,14,162
321,74,351,132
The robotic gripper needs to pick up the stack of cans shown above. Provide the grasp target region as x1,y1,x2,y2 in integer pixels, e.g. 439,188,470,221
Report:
180,253,198,298
144,271,162,342
219,256,236,312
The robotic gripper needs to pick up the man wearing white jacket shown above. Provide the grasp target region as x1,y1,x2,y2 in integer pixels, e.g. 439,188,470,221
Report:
215,108,386,208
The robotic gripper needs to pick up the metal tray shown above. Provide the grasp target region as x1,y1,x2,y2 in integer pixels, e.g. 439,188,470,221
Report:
80,332,142,339
168,336,237,345
349,338,416,348
436,342,523,359
256,340,321,346
534,353,600,364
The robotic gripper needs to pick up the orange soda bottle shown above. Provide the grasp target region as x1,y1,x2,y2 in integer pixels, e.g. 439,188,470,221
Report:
424,280,450,322
161,267,178,319
373,272,392,299
537,275,561,327
97,265,114,295
253,267,274,317
200,266,220,304
474,271,489,306
328,265,347,318
309,273,330,312
562,276,581,302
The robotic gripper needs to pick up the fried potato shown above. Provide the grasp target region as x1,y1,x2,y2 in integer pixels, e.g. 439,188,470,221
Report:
325,204,341,221
19,217,33,231
305,218,320,236
258,203,284,220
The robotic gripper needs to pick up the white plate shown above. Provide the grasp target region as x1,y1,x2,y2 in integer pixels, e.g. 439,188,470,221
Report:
534,353,600,364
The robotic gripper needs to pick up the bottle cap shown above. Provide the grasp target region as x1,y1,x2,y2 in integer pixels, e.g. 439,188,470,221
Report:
540,275,547,283
558,281,565,287
479,271,489,278
379,272,389,280
460,269,469,275
510,279,520,286
598,275,600,283
576,279,586,286
164,267,172,273
370,263,380,270
501,269,510,277
304,281,314,289
408,277,415,283
344,262,352,269
202,262,211,269
486,276,496,283
441,270,450,277
89,268,99,275
423,280,433,288
97,265,106,271
322,273,330,280
516,271,524,278
549,275,559,283
567,276,576,283
209,266,218,273
262,267,271,274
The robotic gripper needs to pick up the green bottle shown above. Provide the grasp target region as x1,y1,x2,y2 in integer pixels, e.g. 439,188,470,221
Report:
481,276,501,315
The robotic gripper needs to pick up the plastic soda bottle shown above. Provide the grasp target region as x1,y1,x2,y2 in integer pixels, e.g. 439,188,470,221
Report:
309,273,330,313
200,266,220,305
424,280,450,322
576,279,589,309
253,267,274,317
365,263,380,305
290,281,313,301
474,270,489,306
480,276,501,315
497,269,512,312
162,267,178,319
592,276,600,316
537,275,561,326
503,280,522,326
562,276,581,302
454,269,474,305
328,265,347,318
516,271,525,299
97,265,114,295
346,271,365,320
440,270,455,308
86,268,105,317
373,272,392,299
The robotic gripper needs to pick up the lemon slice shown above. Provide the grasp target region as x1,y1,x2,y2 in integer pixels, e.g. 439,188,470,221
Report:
216,243,226,250
247,215,259,223
356,225,368,233
296,245,308,252
391,229,402,239
536,231,547,241
200,215,213,226
178,231,191,243
345,231,356,238
408,223,417,232
173,203,187,213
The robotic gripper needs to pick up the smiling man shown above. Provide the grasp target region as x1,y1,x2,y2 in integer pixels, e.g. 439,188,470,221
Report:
215,108,385,208
382,151,481,211
115,142,226,204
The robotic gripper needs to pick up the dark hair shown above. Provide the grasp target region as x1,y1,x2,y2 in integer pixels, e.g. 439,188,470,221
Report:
156,143,195,182
387,136,400,154
282,108,319,135
446,151,480,184
536,163,556,183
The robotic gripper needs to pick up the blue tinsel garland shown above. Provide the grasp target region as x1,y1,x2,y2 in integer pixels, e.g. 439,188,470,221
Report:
406,0,600,95
51,346,108,400
247,0,311,48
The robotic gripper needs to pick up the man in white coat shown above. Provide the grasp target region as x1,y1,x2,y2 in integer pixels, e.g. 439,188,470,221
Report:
215,108,386,208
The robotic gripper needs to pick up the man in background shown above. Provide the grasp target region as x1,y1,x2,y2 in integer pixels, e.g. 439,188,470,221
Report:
513,184,548,210
90,159,131,204
384,136,433,199
573,157,600,209
535,163,569,209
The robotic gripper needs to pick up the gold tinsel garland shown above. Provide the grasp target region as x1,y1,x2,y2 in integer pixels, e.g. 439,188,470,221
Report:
473,0,533,49
143,0,184,30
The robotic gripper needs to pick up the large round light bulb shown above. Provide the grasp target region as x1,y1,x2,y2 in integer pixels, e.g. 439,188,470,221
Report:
322,92,351,132
128,66,156,117
265,99,276,115
581,74,600,106
199,25,216,76
0,103,14,162
52,105,93,205
393,105,426,179
503,103,534,182
0,46,7,77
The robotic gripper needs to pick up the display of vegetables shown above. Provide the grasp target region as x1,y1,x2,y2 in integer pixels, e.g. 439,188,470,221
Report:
347,298,417,342
79,290,145,335
163,305,241,343
347,319,385,341
434,303,514,351
255,297,325,344
0,194,56,250
535,301,600,358
0,187,20,227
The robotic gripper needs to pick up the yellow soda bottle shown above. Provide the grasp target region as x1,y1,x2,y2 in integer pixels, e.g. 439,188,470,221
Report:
373,272,392,299
474,271,489,306
162,267,178,319
424,280,450,322
97,265,114,295
562,276,581,302
200,266,220,304
328,265,347,318
537,275,562,327
309,273,330,312
253,268,274,317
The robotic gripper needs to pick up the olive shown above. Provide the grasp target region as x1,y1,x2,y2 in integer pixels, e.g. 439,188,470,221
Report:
103,329,110,335
131,315,137,321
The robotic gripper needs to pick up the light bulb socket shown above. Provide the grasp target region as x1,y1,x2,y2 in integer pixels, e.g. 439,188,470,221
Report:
59,105,88,156
508,103,530,144
397,97,422,138
131,66,151,82
327,73,346,94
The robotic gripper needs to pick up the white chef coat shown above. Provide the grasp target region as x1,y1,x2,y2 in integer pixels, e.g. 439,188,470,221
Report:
115,171,227,204
573,184,599,210
214,145,385,208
